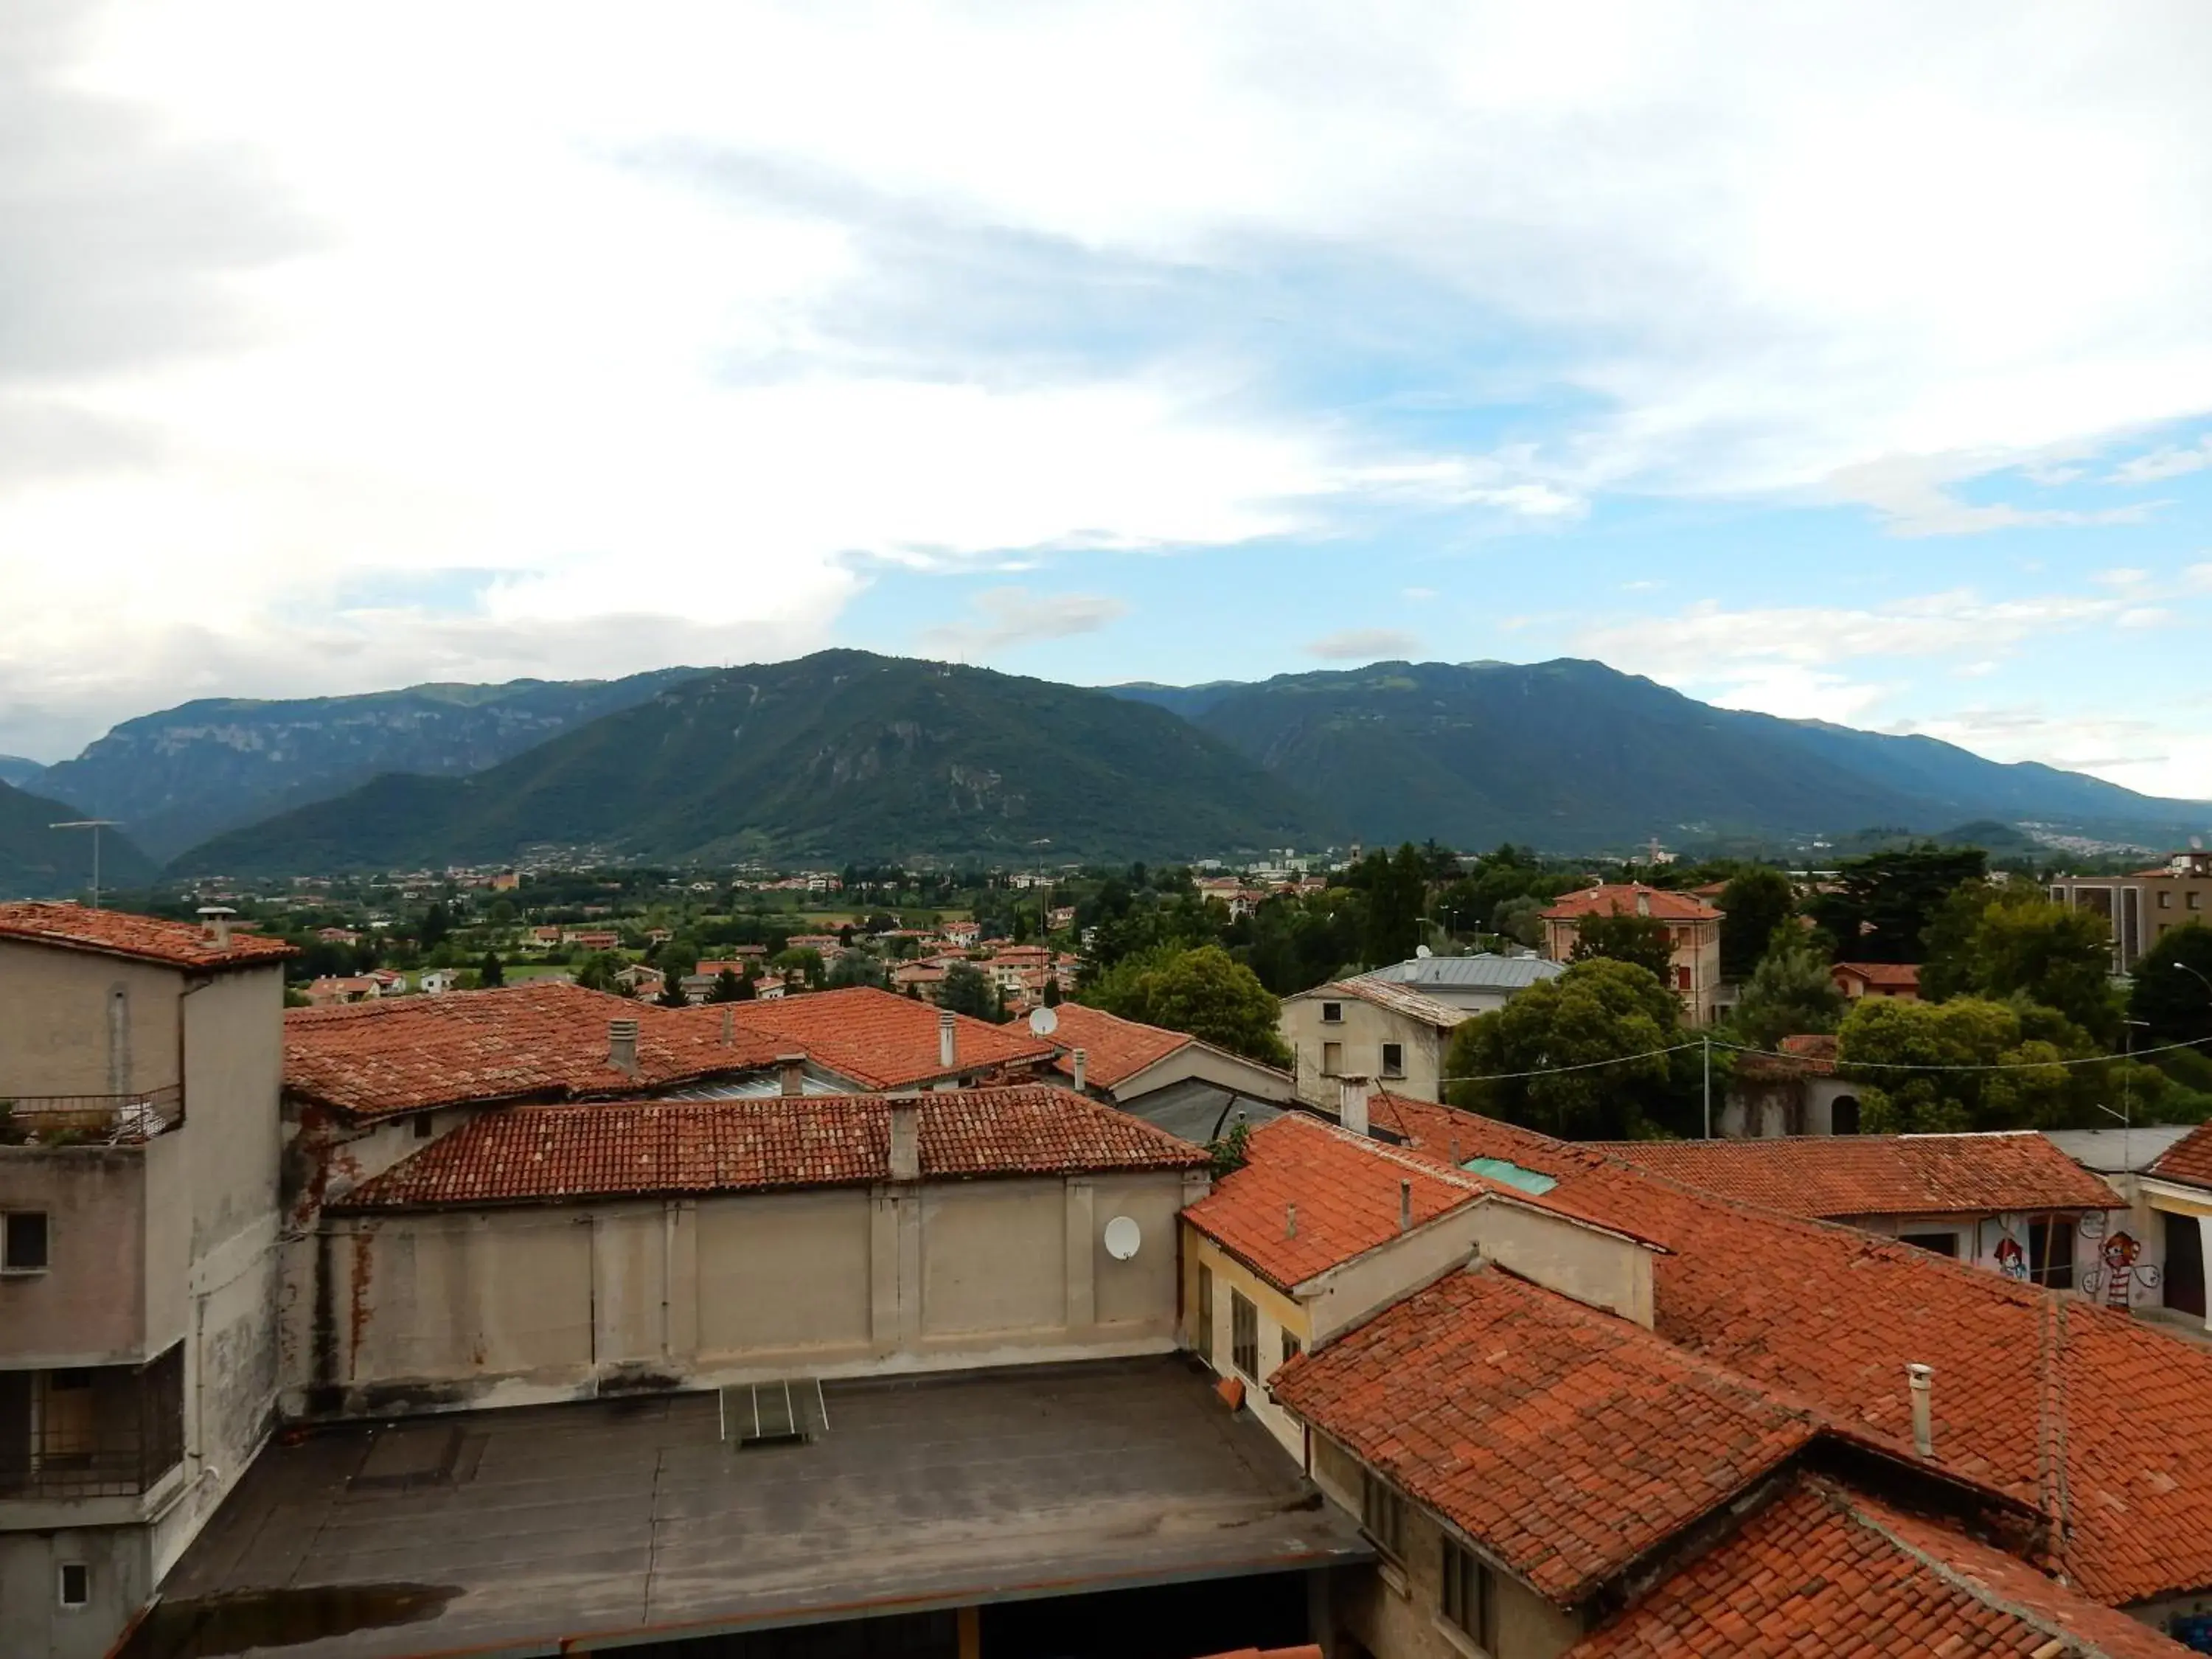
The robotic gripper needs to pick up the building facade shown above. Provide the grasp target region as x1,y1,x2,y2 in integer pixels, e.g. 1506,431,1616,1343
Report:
1279,981,1470,1110
1539,883,1724,1025
2051,850,2212,972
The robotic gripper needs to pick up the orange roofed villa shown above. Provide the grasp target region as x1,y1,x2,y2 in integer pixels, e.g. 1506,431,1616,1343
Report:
1539,882,1724,1025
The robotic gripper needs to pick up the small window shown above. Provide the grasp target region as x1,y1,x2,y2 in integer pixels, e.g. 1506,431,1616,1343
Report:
1380,1042,1405,1077
1231,1290,1259,1380
1676,964,1693,991
1194,1265,1214,1363
1902,1231,1958,1257
1361,1472,1408,1562
58,1562,90,1609
1320,1001,1343,1024
412,1113,434,1140
2,1211,49,1273
1441,1537,1494,1646
2159,891,2173,910
2191,892,2204,912
2028,1219,2076,1290
1321,1041,1343,1077
1281,1329,1302,1366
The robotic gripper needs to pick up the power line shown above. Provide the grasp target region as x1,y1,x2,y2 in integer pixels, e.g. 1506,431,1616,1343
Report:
1438,1029,2212,1086
1440,1042,1702,1084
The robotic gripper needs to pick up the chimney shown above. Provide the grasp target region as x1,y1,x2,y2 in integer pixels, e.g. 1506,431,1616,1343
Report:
888,1100,921,1182
776,1053,806,1098
720,1005,735,1046
1286,1204,1297,1239
1906,1363,1934,1456
1339,1076,1371,1138
938,1009,957,1073
1399,1179,1413,1234
1071,1048,1088,1093
608,1018,640,1077
197,905,235,949
1635,888,1652,917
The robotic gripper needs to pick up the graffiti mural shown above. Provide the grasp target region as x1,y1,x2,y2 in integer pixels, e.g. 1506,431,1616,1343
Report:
1994,1234,2028,1281
2081,1229,2163,1310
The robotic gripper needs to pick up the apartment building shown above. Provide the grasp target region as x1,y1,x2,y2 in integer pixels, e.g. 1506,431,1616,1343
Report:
2051,849,2212,971
0,904,290,1659
1539,883,1724,1025
1279,979,1470,1110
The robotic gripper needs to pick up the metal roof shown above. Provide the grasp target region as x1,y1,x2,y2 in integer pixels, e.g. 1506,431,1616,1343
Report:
1356,953,1566,993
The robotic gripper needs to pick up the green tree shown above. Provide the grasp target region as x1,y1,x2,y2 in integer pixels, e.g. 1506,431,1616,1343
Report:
419,901,452,951
1837,996,2082,1133
1041,975,1061,1006
1566,911,1674,982
939,962,998,1020
1082,944,1292,1067
574,951,627,993
656,975,692,1008
827,953,889,990
1718,868,1796,982
1728,929,1843,1051
1921,884,2118,1043
1445,958,1686,1139
1490,895,1545,949
658,936,702,981
479,950,504,988
705,968,746,1004
2133,922,2212,1046
1358,844,1429,967
1805,845,1986,963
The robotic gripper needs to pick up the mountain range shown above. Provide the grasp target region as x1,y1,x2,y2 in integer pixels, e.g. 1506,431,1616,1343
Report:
12,653,2206,883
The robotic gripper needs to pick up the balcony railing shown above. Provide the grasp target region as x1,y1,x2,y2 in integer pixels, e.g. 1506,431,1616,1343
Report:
0,1346,185,1500
0,1085,183,1146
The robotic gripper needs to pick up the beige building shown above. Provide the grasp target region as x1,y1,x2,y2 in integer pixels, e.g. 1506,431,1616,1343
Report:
2051,849,2212,971
1540,883,1725,1025
1279,979,1471,1110
0,904,291,1659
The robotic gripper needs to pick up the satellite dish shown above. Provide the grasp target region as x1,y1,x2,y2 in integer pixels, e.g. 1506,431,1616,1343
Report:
1103,1215,1141,1261
2194,835,2205,851
1415,944,1433,959
1028,1005,1060,1037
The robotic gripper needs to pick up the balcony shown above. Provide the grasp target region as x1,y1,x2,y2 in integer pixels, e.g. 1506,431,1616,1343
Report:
0,1085,182,1147
0,1346,184,1502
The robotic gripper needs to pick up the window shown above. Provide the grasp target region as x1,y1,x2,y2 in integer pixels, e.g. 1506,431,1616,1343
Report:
1902,1231,1958,1257
2028,1219,2076,1290
1281,1329,1303,1366
1380,1042,1405,1078
1321,1041,1343,1077
1320,1001,1343,1024
1361,1472,1408,1562
1675,964,1693,991
2160,891,2173,910
1231,1290,1259,1379
1441,1538,1495,1646
412,1113,434,1141
58,1562,89,1610
1195,1265,1214,1363
2191,891,2204,912
1,1211,49,1273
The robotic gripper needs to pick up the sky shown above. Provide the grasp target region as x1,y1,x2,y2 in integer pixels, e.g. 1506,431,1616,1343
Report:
4,2,2211,801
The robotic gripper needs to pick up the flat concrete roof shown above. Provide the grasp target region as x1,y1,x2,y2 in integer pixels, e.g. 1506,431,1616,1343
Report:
127,1357,1368,1658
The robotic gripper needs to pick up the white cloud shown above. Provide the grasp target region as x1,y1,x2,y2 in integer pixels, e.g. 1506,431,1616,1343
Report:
1306,628,1424,661
917,587,1129,655
1823,455,2160,538
2094,566,2152,588
2110,434,2212,484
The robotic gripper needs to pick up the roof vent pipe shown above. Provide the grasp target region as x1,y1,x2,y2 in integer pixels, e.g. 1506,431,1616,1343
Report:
608,1018,640,1076
1906,1363,1934,1457
1399,1179,1413,1234
1635,889,1652,917
1071,1048,1088,1093
1340,1076,1371,1138
777,1054,807,1099
888,1100,921,1182
720,1005,734,1047
938,1009,957,1072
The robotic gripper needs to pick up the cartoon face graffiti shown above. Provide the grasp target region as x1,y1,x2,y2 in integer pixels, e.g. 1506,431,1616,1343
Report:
2085,1231,2162,1310
1994,1235,2028,1281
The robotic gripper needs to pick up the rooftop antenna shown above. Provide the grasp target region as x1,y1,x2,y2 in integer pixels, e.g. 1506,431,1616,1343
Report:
49,819,122,908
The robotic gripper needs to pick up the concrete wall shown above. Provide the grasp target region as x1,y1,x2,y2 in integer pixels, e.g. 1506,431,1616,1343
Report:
1183,1231,1313,1461
0,1525,153,1659
1118,1043,1297,1107
306,1170,1190,1417
1310,1433,1585,1659
0,1149,147,1364
1304,1211,1492,1344
1464,1203,1652,1329
0,944,181,1099
1284,998,1450,1110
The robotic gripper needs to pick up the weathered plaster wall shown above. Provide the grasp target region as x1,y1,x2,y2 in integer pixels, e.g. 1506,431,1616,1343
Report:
0,943,180,1099
0,1148,146,1364
1464,1203,1652,1329
1283,999,1448,1110
0,1526,153,1659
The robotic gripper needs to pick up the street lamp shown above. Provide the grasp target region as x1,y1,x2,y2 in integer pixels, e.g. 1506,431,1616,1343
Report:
48,819,122,908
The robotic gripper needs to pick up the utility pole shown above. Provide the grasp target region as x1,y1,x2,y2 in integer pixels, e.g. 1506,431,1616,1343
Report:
49,819,121,908
1702,1034,1712,1139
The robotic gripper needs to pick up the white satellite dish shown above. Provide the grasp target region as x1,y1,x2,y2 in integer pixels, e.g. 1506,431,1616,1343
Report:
1415,944,1433,959
1102,1215,1141,1261
1028,1005,1060,1037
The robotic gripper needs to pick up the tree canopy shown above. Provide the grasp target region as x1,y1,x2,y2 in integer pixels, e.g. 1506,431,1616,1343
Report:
1836,995,2081,1133
1444,958,1688,1139
938,962,998,1021
1566,911,1674,982
1804,844,1986,964
1717,868,1796,982
2131,922,2212,1047
1728,928,1843,1051
1919,884,2118,1044
1080,943,1291,1068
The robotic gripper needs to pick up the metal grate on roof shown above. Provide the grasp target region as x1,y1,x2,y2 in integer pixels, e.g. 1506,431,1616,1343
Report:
720,1377,830,1448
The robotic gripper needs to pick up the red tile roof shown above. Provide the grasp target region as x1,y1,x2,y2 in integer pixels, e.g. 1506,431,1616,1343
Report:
1183,1114,1486,1291
0,902,296,971
1043,1004,1192,1090
1272,1266,1818,1604
1372,1102,2212,1607
2147,1121,2212,1192
1834,961,1923,990
1541,883,1722,923
336,1085,1206,1208
1592,1133,2120,1220
1571,1477,2190,1658
700,986,1057,1091
285,981,785,1119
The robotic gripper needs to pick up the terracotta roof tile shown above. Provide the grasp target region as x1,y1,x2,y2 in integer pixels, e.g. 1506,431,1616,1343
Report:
0,902,296,970
1271,1266,1817,1604
1592,1133,2121,1220
695,986,1057,1091
285,981,785,1119
1042,1004,1191,1090
337,1085,1206,1208
1285,978,1472,1029
1571,1478,2191,1658
2147,1120,2212,1192
1540,883,1722,923
1374,1102,2212,1606
1834,961,1923,990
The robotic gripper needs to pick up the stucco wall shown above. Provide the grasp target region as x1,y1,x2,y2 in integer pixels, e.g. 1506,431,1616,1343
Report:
0,1525,153,1659
1464,1203,1652,1329
1184,1230,1313,1461
1304,1211,1491,1343
0,943,181,1099
0,1148,147,1364
1851,1207,2152,1304
1119,1044,1297,1107
307,1170,1188,1416
1283,998,1448,1110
